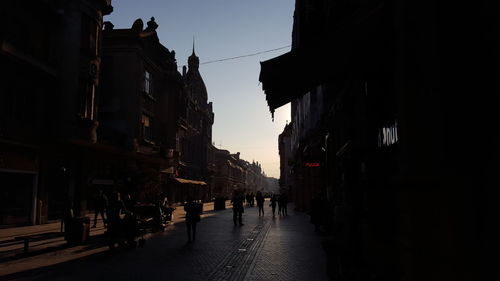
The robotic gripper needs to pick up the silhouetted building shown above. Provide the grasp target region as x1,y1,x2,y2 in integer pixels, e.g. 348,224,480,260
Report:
260,1,499,280
0,0,113,225
278,123,293,197
178,46,215,184
210,148,246,199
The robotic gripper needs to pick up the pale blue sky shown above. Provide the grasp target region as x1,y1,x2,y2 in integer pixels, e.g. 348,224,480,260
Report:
105,0,294,178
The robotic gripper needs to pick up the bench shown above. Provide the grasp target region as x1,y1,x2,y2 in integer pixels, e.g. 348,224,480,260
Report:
14,232,65,254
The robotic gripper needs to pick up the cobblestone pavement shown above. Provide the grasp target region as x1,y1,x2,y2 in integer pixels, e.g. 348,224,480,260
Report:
1,202,329,281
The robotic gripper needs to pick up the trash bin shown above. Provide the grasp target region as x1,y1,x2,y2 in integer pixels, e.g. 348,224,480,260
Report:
66,217,90,244
214,198,226,210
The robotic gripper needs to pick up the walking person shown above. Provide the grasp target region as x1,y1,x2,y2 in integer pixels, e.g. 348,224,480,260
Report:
281,193,288,216
184,196,202,243
92,189,108,228
106,191,134,246
256,190,265,216
277,194,283,216
231,189,245,226
270,193,278,217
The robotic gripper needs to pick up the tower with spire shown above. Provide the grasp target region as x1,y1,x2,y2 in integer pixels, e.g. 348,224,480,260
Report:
178,38,214,184
185,39,208,106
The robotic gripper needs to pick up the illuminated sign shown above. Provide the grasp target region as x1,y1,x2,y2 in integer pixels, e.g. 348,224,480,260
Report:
305,162,320,167
378,120,398,147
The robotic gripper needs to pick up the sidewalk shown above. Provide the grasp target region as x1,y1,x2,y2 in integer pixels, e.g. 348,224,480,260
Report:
0,200,232,277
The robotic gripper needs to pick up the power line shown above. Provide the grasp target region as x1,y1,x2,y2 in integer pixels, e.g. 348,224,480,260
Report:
178,45,291,68
201,45,291,65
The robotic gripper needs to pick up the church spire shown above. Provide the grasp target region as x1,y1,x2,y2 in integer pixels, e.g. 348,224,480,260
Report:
192,36,195,56
188,36,199,70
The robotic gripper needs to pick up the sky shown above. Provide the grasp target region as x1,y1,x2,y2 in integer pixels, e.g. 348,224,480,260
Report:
105,0,295,178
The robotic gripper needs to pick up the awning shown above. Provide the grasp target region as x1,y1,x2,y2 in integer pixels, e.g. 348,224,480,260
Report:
259,46,351,118
259,2,385,117
172,177,207,186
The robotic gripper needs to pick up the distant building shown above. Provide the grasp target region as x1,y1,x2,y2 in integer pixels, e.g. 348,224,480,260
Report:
278,123,293,197
210,147,246,199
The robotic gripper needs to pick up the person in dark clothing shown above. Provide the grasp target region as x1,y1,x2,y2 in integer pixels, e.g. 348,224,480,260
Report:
249,193,255,207
231,189,245,226
280,193,288,216
310,192,324,232
92,189,108,228
107,192,131,223
62,200,74,241
270,194,278,217
184,196,202,243
256,190,265,216
277,194,283,216
123,193,136,213
106,192,135,245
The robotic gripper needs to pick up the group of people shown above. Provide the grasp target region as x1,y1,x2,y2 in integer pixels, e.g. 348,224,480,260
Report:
230,189,289,226
269,193,288,217
92,189,135,229
245,193,256,207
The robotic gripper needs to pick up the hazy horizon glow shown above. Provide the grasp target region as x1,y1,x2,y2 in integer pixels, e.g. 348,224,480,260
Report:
105,0,294,178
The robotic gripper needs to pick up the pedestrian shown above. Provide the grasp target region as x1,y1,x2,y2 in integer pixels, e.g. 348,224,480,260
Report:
184,196,202,243
231,189,245,226
270,193,278,217
310,192,323,232
92,189,108,228
106,191,132,224
250,193,255,207
106,191,134,245
123,193,136,213
281,193,288,216
256,190,265,216
277,194,283,216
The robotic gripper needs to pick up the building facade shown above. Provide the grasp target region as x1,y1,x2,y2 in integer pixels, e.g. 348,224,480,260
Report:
0,0,113,225
260,1,499,280
178,47,215,184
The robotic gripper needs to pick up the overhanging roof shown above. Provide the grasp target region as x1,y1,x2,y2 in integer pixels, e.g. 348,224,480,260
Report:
259,2,385,117
259,46,349,117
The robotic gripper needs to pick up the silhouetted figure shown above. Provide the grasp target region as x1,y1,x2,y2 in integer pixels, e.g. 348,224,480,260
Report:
277,194,283,216
92,189,108,228
123,193,136,212
270,194,278,217
256,191,265,216
310,192,324,232
231,189,245,226
107,192,135,245
62,200,74,240
280,193,288,216
250,193,255,207
184,196,202,243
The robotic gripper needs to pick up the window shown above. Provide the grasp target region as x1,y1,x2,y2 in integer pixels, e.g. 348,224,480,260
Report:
141,114,153,141
81,15,99,57
78,82,96,120
144,71,152,96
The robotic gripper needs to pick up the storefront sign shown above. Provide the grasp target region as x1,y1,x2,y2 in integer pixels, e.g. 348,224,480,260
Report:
378,121,398,147
305,162,320,167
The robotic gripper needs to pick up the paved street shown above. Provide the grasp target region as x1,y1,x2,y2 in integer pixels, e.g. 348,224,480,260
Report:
1,202,329,281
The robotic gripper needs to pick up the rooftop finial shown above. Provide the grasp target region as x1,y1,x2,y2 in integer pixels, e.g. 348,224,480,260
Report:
192,35,196,55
